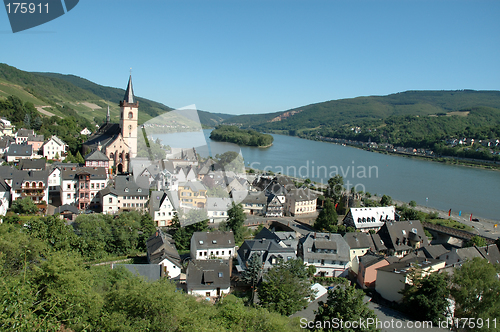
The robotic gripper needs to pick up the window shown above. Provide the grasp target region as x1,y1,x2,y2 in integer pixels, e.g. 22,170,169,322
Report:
91,183,94,189
218,272,223,278
67,184,71,189
128,112,133,119
109,198,113,203
67,194,71,199
221,251,224,255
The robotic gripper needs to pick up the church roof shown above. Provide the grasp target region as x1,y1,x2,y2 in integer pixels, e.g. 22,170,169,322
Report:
84,149,109,162
83,123,122,152
124,75,134,103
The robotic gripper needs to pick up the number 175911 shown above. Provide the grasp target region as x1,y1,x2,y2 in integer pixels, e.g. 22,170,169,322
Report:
5,3,49,14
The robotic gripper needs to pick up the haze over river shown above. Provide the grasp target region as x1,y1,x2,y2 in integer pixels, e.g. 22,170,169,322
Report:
153,129,500,221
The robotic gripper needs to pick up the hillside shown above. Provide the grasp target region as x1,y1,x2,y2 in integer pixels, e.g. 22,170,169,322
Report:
224,90,500,133
0,63,233,127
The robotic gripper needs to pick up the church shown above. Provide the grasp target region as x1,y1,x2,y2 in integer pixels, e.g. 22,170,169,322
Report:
83,75,139,174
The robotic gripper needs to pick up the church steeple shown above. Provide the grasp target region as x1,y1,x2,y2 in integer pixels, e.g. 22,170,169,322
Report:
123,75,134,103
106,105,110,123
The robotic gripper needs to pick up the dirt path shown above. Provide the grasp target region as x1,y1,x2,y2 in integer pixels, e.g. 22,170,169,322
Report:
36,106,62,118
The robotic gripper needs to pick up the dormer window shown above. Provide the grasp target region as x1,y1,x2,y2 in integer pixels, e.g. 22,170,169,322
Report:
199,240,204,245
212,240,217,244
125,188,129,192
138,188,142,192
402,230,406,235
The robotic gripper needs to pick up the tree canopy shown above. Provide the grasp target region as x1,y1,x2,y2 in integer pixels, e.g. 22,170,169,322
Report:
210,125,274,147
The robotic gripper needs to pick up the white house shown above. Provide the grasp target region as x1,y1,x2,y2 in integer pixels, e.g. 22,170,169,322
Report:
298,232,351,277
146,230,182,280
186,260,231,297
342,206,397,232
5,144,34,162
206,197,232,224
149,190,178,227
190,231,236,261
42,136,67,160
80,127,92,135
0,118,14,136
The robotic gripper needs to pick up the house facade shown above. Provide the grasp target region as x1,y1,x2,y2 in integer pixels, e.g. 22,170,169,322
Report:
60,166,107,210
42,135,67,160
186,259,231,297
298,232,351,277
178,181,207,208
146,229,182,280
100,175,149,214
375,258,445,302
285,188,317,216
149,190,178,227
190,231,236,261
343,206,397,232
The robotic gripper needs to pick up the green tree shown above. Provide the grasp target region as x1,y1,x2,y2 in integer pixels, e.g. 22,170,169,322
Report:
409,200,417,207
11,197,39,215
327,175,344,204
315,285,378,332
314,199,338,232
258,260,313,316
380,194,393,206
241,253,263,305
23,113,31,129
451,257,500,327
465,235,487,248
400,271,450,324
75,151,85,164
226,202,246,243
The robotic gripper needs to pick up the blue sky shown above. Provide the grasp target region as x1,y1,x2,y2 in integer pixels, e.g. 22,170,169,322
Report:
1,0,499,115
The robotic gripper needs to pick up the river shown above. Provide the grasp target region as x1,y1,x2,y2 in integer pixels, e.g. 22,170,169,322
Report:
152,129,500,221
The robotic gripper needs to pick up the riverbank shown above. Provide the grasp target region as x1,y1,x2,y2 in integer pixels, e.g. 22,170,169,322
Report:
318,137,500,171
388,197,500,239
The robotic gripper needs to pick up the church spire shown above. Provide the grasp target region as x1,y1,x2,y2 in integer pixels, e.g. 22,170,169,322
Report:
123,75,134,103
106,105,110,123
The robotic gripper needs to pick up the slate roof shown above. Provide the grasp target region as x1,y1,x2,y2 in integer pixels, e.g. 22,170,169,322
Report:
343,232,375,250
6,169,49,190
83,123,122,153
53,204,79,215
286,188,317,201
206,197,232,212
359,252,387,268
345,206,396,230
191,231,235,251
150,190,178,212
378,220,428,253
421,244,449,259
299,233,350,262
477,244,500,265
113,264,162,282
113,174,149,196
240,191,267,205
61,166,107,181
16,128,34,137
376,257,443,276
19,159,46,171
370,233,387,251
238,238,296,270
0,177,10,192
84,149,109,161
6,144,32,157
27,134,44,142
0,136,14,149
146,229,181,267
186,259,231,291
179,181,206,192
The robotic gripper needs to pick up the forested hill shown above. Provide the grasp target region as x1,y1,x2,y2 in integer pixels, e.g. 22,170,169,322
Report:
224,90,500,133
0,63,233,127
